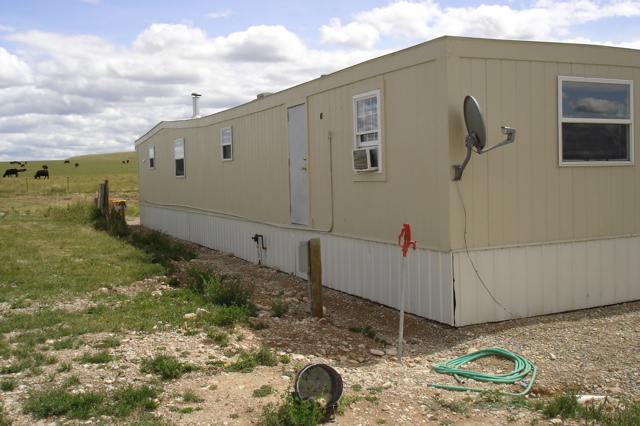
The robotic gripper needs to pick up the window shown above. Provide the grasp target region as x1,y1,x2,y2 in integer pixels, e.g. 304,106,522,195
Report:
559,76,633,164
353,90,381,172
148,146,155,169
221,126,232,161
354,90,380,148
174,138,185,177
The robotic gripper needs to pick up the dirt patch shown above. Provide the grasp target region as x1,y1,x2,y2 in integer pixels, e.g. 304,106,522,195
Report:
2,230,640,425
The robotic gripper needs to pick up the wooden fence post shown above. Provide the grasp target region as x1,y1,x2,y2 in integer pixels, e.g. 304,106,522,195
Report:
309,238,324,318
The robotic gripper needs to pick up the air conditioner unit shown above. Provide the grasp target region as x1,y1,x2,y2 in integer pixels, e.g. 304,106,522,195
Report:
352,147,379,172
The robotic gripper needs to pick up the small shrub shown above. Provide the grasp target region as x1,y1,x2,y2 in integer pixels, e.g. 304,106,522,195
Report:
348,325,388,345
23,383,161,420
210,305,254,327
0,379,18,392
182,389,204,403
539,389,581,419
261,390,326,426
140,354,197,380
253,385,274,398
279,354,291,364
24,387,104,419
205,329,229,347
225,346,278,373
91,206,130,238
53,338,76,350
77,350,112,364
107,384,161,417
251,320,269,330
270,300,289,318
129,230,196,268
56,362,73,373
93,336,121,349
62,375,81,388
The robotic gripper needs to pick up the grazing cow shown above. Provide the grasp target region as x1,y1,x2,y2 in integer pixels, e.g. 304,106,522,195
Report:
42,165,48,170
75,163,79,167
63,160,70,164
3,169,19,178
34,170,49,179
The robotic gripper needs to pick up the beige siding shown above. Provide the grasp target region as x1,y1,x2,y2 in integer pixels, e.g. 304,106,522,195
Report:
449,49,640,251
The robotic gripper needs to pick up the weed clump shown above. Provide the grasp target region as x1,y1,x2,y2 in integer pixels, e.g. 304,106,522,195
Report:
90,206,129,238
140,354,198,380
348,325,388,346
224,346,279,373
129,230,196,269
23,383,161,420
185,265,254,308
261,390,326,426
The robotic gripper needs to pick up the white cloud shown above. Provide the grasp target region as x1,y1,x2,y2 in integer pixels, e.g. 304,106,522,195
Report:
207,10,233,19
0,48,34,88
320,18,380,48
320,0,640,46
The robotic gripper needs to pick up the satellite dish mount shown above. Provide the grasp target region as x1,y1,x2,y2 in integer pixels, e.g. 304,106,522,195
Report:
453,96,516,181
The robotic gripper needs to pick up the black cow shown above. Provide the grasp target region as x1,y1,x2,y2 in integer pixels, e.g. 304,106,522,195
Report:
42,165,48,170
34,170,49,179
75,163,79,167
3,169,19,178
63,160,70,164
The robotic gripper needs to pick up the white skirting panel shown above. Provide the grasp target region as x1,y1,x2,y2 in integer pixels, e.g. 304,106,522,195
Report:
140,205,455,325
452,235,640,326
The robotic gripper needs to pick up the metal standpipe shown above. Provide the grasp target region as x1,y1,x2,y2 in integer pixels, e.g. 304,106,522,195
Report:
397,223,417,363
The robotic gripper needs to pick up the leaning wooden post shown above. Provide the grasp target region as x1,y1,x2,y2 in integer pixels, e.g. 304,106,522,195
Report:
309,238,324,318
102,180,110,215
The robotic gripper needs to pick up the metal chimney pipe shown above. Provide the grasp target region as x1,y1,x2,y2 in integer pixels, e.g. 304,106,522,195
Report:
191,93,201,118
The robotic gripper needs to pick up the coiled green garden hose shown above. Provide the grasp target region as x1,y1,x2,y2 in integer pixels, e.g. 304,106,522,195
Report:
430,348,537,396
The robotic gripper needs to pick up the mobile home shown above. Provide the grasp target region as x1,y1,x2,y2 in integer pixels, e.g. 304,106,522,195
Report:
135,36,640,326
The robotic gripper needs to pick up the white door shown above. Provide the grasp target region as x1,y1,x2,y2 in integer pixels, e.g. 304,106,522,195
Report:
288,104,308,225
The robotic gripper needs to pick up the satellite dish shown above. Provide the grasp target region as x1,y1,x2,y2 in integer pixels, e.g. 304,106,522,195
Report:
453,95,516,181
463,95,487,151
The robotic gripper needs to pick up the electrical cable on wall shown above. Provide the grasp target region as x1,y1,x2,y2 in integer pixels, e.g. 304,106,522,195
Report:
456,181,518,321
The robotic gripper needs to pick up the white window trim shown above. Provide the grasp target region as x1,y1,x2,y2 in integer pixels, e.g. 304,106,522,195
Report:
558,76,634,166
221,126,233,161
174,138,185,178
148,146,155,169
353,90,382,173
353,90,381,149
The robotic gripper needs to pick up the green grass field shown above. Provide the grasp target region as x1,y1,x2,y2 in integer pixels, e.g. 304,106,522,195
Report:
0,151,139,214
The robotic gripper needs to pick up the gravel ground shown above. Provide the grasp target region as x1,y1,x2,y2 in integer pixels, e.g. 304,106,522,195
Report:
2,232,639,425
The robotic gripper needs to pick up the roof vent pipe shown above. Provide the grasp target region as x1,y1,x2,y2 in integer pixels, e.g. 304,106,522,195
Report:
191,93,201,118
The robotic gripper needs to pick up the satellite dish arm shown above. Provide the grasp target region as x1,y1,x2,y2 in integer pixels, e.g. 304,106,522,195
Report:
478,127,516,154
452,127,516,181
452,133,477,181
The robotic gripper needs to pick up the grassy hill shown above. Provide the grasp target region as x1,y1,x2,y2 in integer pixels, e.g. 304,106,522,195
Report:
0,151,138,213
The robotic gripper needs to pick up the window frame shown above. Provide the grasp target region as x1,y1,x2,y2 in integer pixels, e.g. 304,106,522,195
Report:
352,90,382,174
148,146,155,169
558,76,633,166
221,126,233,161
174,138,185,178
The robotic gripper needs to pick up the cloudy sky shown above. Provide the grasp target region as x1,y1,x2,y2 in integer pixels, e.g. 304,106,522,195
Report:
1,0,639,161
